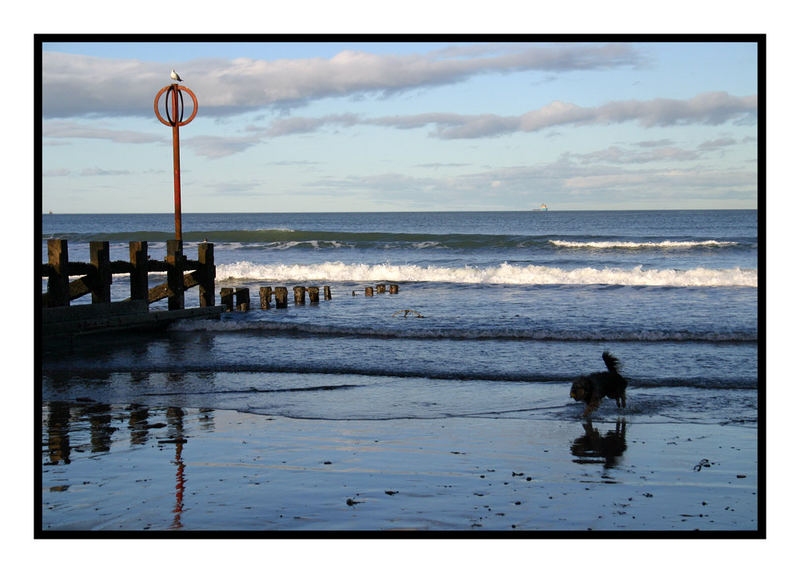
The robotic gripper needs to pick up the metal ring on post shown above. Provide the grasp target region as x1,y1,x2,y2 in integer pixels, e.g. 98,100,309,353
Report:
154,84,198,127
163,86,174,125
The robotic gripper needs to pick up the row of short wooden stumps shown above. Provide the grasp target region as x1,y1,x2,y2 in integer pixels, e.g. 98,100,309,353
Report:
221,283,401,312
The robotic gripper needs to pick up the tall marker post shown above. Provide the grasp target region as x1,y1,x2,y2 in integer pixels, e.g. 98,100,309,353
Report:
154,80,198,242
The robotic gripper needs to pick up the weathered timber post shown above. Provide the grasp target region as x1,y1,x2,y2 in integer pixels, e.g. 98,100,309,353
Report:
89,241,111,303
47,239,70,307
365,286,374,297
275,287,288,308
308,286,320,304
129,241,149,301
260,286,273,309
166,240,185,310
389,284,399,294
235,288,250,311
324,285,332,300
220,288,234,312
294,286,306,305
197,242,215,307
376,283,386,294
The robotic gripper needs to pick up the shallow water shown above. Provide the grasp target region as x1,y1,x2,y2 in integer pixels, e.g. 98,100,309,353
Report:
42,210,759,426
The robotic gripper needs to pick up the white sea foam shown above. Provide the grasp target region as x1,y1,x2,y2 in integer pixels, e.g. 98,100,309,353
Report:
550,239,738,249
215,261,757,287
258,240,351,250
411,241,444,249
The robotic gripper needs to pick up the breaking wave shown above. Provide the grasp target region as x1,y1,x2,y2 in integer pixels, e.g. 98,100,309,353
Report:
549,239,738,249
216,261,757,287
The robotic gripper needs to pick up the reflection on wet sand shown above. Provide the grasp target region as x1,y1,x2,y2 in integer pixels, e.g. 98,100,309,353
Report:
88,403,114,452
42,401,215,530
41,404,759,532
166,407,186,530
570,419,627,469
46,401,71,465
44,398,216,454
128,404,151,445
45,401,118,462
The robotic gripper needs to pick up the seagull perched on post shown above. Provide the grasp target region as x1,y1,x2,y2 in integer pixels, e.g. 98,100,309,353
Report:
170,69,183,82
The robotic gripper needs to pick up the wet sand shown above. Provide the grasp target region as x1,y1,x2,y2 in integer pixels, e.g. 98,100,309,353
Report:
40,403,759,533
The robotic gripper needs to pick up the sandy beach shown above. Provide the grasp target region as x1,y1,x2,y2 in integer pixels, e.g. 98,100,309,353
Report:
40,403,759,534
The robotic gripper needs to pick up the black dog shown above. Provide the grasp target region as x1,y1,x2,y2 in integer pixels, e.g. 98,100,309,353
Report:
570,351,627,417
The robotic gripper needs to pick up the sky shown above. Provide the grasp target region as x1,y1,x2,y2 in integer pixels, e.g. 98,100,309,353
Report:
40,39,759,213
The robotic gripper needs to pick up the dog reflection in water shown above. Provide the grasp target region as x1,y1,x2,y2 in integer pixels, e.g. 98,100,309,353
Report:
570,419,627,469
570,351,628,417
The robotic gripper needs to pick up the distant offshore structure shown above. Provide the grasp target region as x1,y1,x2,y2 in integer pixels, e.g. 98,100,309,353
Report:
538,203,548,212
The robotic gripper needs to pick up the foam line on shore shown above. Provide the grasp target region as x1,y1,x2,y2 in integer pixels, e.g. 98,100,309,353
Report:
216,261,757,287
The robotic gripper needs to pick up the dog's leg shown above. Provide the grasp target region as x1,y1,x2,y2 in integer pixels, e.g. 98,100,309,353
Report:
583,400,601,417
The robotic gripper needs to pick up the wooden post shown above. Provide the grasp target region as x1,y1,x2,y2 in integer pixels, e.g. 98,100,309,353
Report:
365,286,374,297
129,241,149,301
376,283,386,294
47,239,70,307
324,285,332,300
166,240,185,310
197,242,215,307
89,241,111,303
260,286,273,309
308,286,320,304
220,287,234,312
294,286,306,305
275,287,288,308
235,288,250,311
389,284,399,294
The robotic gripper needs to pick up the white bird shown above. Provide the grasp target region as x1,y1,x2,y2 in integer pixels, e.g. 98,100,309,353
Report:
170,69,183,82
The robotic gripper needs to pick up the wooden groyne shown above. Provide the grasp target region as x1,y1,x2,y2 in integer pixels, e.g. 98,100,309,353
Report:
219,283,400,311
41,239,224,338
41,237,405,338
359,283,399,297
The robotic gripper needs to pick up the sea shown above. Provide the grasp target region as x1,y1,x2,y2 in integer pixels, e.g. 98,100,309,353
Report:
40,210,759,426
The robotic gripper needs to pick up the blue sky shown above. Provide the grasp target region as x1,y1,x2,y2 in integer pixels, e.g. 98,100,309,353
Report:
41,39,759,213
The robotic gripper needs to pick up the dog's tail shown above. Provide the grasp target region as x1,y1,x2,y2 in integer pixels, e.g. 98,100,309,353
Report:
602,351,620,374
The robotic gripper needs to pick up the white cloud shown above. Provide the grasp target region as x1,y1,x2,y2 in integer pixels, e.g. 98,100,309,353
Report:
698,137,740,151
569,145,700,165
257,114,360,137
44,168,71,176
255,92,757,140
301,154,755,208
42,120,166,144
593,92,758,127
42,43,643,118
562,166,755,195
636,139,674,148
79,168,132,176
